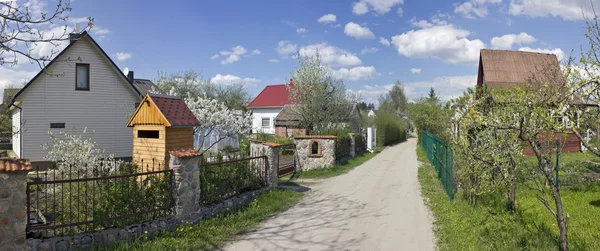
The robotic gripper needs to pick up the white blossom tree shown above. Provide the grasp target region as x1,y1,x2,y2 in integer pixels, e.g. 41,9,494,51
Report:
41,128,121,178
184,95,252,154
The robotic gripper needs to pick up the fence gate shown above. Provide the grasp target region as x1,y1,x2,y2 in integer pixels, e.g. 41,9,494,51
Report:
278,144,297,177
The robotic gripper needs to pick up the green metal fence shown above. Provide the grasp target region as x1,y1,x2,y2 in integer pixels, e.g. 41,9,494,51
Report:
421,131,454,200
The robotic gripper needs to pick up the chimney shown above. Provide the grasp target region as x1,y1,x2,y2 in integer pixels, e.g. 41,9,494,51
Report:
127,71,134,82
69,23,82,44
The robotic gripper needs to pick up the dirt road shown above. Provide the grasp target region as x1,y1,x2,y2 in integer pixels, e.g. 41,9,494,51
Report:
226,138,435,251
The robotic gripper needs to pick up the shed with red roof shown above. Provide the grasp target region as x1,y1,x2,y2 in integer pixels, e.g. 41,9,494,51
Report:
127,94,200,168
248,82,293,134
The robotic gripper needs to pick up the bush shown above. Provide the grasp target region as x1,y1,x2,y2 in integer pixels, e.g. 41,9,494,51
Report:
375,111,407,146
319,129,353,163
199,157,265,205
355,134,366,152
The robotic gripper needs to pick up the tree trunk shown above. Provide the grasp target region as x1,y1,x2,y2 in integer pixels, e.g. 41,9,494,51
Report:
551,184,569,251
507,181,517,211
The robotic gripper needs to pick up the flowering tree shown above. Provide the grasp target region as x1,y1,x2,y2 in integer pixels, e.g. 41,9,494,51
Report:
41,128,121,178
184,96,252,154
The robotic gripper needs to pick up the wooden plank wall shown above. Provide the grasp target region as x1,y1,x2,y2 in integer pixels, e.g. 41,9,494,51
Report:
165,127,194,151
523,132,581,156
133,125,167,170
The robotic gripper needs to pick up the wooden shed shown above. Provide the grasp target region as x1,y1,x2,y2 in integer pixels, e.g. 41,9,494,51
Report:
127,94,200,169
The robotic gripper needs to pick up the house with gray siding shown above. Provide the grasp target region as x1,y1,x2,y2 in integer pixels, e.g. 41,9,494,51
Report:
10,31,156,163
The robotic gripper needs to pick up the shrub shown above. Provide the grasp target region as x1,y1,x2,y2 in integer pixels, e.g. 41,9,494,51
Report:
199,157,265,205
355,134,366,152
375,111,407,146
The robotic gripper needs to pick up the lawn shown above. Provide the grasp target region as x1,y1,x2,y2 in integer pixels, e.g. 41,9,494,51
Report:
417,147,600,251
290,150,379,179
102,189,302,251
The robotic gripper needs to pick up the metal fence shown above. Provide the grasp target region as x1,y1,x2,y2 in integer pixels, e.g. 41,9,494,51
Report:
421,131,454,200
199,155,267,205
0,132,11,150
26,160,174,237
278,144,296,177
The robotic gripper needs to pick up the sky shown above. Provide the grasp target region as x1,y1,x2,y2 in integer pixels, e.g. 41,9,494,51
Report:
1,0,598,105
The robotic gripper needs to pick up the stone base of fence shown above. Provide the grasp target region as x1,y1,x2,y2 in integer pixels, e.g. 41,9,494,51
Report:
26,188,270,251
0,159,31,251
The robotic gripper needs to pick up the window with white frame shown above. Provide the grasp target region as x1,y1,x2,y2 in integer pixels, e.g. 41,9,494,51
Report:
261,118,270,128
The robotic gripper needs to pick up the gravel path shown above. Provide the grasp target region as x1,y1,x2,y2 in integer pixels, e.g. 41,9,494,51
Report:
226,138,435,251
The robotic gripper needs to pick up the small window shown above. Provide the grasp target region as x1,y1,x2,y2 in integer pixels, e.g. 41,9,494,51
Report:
311,141,319,155
261,118,270,128
50,123,65,129
138,130,159,139
76,63,90,90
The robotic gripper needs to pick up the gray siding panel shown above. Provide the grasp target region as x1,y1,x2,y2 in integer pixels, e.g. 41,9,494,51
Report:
16,37,139,161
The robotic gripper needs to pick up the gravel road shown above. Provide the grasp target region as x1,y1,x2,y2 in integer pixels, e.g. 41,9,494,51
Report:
226,138,436,251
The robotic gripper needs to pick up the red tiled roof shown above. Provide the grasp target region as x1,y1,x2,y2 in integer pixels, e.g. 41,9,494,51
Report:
248,84,292,108
168,149,201,158
0,158,32,172
150,94,201,127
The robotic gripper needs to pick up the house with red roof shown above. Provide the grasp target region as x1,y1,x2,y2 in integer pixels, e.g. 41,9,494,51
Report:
248,82,293,134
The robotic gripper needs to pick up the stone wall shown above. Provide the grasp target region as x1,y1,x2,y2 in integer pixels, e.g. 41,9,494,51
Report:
294,136,336,170
170,149,201,222
250,140,279,187
0,159,31,251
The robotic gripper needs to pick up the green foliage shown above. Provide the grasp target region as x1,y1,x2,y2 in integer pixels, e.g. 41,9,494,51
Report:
103,189,302,251
255,133,293,145
238,135,250,155
34,163,173,236
354,133,366,152
407,94,450,143
417,147,600,251
320,128,352,163
199,157,265,205
374,110,407,146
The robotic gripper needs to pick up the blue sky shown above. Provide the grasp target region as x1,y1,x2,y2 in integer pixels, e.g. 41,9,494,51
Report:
1,0,598,105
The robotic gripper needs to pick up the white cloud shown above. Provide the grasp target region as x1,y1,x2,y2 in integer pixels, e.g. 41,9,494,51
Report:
332,66,379,81
344,22,375,39
509,0,600,20
219,45,248,64
298,43,362,67
317,14,337,23
352,0,405,15
0,66,36,91
332,24,342,28
379,37,391,46
518,47,566,61
388,72,394,75
276,40,298,56
123,67,129,75
115,52,132,61
454,0,502,19
91,27,111,39
211,54,220,60
410,68,422,74
210,74,261,87
252,49,261,55
397,7,404,17
68,17,92,24
491,32,537,49
361,47,379,54
391,22,485,64
268,59,280,63
296,28,307,33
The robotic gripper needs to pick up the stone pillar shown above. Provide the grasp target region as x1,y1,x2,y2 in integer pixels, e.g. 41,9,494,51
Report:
169,149,201,222
0,159,32,251
348,133,356,158
266,145,280,188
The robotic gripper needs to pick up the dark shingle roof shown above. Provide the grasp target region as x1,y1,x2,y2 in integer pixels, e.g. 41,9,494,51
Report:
150,94,200,127
275,105,301,126
133,79,158,96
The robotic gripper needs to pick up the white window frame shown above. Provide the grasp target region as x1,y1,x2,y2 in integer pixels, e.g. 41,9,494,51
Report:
261,117,271,128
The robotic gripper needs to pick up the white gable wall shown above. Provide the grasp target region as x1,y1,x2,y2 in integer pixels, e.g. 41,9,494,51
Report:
251,107,281,134
12,109,20,157
14,37,140,162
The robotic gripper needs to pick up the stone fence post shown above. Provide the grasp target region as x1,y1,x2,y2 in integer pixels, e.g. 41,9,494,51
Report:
0,159,32,251
169,149,201,222
250,140,279,188
348,133,356,158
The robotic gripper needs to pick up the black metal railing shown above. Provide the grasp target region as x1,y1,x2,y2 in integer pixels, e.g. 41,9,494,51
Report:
278,144,296,177
199,155,267,205
26,160,174,237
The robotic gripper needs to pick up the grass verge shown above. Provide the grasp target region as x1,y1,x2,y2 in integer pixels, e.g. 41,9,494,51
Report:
291,150,378,179
102,189,302,251
417,147,600,251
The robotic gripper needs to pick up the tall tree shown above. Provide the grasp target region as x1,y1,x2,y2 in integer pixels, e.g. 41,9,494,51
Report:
1,0,93,68
287,52,356,133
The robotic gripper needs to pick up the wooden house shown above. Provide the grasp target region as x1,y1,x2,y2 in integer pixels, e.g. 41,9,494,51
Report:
127,94,200,169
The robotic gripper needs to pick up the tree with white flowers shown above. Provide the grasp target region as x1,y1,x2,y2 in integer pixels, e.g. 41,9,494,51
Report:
184,95,253,154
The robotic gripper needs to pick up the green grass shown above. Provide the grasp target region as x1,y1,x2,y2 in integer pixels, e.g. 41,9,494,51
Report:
417,147,600,251
291,150,379,179
102,189,302,251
